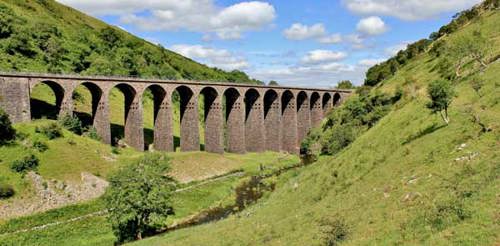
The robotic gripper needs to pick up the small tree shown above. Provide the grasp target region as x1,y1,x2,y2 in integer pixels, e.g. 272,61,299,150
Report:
337,80,355,89
0,108,16,145
268,80,279,86
427,80,455,124
448,30,491,77
104,153,176,243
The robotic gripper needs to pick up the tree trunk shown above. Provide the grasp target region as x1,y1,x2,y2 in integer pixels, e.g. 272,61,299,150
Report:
440,110,450,125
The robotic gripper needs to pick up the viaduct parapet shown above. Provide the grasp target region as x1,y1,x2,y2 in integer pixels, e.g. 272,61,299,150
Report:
0,73,352,154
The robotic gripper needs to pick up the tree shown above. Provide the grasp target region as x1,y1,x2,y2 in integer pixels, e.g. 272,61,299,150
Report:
268,80,279,86
104,153,176,243
336,80,354,89
426,79,455,124
0,108,16,145
447,30,491,77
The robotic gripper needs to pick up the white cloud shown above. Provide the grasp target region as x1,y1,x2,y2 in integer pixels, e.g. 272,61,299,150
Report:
57,0,276,40
170,44,248,71
358,58,386,66
283,23,326,40
318,33,343,44
343,0,482,21
250,62,365,88
384,41,411,56
301,50,347,64
356,16,388,36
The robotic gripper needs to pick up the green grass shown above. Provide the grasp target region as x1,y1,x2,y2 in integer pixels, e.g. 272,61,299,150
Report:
128,7,500,246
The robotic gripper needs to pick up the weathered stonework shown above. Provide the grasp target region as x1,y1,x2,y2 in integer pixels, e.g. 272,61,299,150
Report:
0,73,351,154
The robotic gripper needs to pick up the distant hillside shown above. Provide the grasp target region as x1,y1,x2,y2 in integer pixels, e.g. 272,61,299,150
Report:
130,1,500,245
0,0,261,84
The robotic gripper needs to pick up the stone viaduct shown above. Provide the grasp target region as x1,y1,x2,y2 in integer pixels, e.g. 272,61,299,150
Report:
0,73,352,154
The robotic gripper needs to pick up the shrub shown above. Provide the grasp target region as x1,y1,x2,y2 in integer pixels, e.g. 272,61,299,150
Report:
58,114,82,135
0,108,16,145
319,217,349,246
0,183,15,199
36,122,62,139
321,124,358,155
10,154,39,173
32,140,49,152
84,126,101,141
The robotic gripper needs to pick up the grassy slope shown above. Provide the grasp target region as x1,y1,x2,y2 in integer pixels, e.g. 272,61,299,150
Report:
132,9,500,246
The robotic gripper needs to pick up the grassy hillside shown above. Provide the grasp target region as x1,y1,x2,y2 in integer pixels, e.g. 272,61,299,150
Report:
130,4,500,246
0,0,260,84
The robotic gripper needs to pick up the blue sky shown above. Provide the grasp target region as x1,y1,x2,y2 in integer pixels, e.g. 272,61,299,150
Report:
57,0,481,88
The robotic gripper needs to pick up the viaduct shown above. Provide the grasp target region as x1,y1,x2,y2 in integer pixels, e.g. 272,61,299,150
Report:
0,73,352,154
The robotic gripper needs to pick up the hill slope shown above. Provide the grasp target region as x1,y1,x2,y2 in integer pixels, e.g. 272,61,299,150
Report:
0,0,260,83
132,4,500,246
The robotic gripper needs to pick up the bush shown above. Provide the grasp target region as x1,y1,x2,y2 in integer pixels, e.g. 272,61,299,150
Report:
36,122,62,139
319,217,349,246
32,140,49,152
83,126,101,141
10,154,39,173
58,114,82,135
0,183,15,199
0,108,16,145
321,124,358,155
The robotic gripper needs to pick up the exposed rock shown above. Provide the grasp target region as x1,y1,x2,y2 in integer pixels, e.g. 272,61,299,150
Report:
0,172,109,220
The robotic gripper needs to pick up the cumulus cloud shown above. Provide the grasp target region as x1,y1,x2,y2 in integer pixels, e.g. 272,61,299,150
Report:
318,33,343,44
356,16,388,36
343,0,482,20
358,58,386,66
301,50,347,64
171,44,249,71
251,62,364,88
57,0,276,40
283,23,326,40
385,41,411,56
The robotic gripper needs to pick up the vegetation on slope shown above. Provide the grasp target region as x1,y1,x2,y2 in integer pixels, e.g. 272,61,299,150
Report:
0,0,260,84
130,3,499,245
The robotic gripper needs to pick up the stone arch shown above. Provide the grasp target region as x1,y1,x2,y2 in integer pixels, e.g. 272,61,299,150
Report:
333,92,341,107
296,91,311,145
244,88,264,152
30,80,65,120
263,89,280,152
110,83,143,150
322,93,332,114
175,85,199,152
223,87,245,153
281,90,297,154
310,92,322,127
143,84,170,151
72,82,103,126
200,86,223,153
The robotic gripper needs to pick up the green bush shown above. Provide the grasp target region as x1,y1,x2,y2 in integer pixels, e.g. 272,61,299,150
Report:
319,217,349,246
36,122,62,139
84,126,101,141
58,114,82,135
0,108,16,145
10,154,39,173
0,183,15,199
321,124,358,155
32,140,49,152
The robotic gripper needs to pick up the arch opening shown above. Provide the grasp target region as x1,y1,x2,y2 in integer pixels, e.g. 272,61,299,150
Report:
200,87,222,153
263,89,280,152
296,91,310,147
30,81,64,120
244,89,263,152
223,88,244,153
174,86,199,152
310,92,322,127
142,84,167,150
333,93,341,107
281,90,297,154
109,83,137,146
72,82,102,127
322,93,332,113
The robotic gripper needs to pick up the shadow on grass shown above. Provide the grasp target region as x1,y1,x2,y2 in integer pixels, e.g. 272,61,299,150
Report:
30,99,59,120
402,123,446,145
